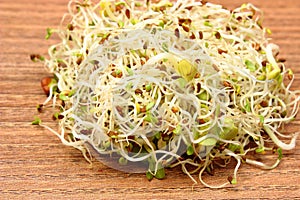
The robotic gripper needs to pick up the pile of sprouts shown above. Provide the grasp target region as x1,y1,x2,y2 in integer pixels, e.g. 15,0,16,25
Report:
33,0,300,188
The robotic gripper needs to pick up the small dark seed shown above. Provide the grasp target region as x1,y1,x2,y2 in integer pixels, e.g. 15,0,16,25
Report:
76,56,83,65
67,24,74,31
195,59,201,64
252,43,261,51
201,0,208,5
279,63,284,72
215,31,221,39
125,9,130,19
260,101,268,107
108,131,118,137
197,118,206,124
185,6,193,10
30,54,36,61
58,115,64,119
58,61,67,68
278,58,286,63
140,107,146,113
135,88,143,95
218,48,228,54
218,144,226,152
198,31,203,39
104,122,109,127
37,104,43,112
223,81,232,88
178,18,191,26
194,72,200,78
111,71,117,77
227,175,233,183
30,54,43,61
174,28,180,38
116,4,125,12
182,24,190,32
128,135,135,140
41,77,52,96
196,82,201,93
261,60,268,67
116,71,123,78
236,16,242,21
171,107,179,113
189,32,196,39
159,6,167,12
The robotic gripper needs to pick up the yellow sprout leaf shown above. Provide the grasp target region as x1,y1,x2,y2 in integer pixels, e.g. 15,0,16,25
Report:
175,59,197,81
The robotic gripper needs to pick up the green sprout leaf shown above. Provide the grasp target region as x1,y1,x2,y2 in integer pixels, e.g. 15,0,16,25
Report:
125,66,134,75
53,112,60,120
45,28,54,40
162,42,169,52
245,60,256,72
154,167,165,180
146,171,154,181
255,147,265,154
200,138,217,146
186,144,194,156
267,68,280,80
104,140,111,149
118,157,128,165
32,116,42,125
231,178,237,184
68,89,76,97
228,144,240,152
145,84,152,92
173,124,181,135
130,18,138,25
118,21,124,28
36,104,43,112
146,102,155,111
219,118,238,140
155,132,161,140
287,69,294,77
259,115,264,124
204,21,213,27
198,89,209,101
59,93,68,101
144,112,158,123
277,148,283,160
244,99,251,112
158,20,165,28
257,74,266,81
30,54,45,62
177,77,187,88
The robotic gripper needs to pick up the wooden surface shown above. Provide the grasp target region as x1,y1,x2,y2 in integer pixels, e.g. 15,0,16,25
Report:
0,0,300,199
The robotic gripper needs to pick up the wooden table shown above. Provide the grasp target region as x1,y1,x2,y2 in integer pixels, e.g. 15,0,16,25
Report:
1,0,299,199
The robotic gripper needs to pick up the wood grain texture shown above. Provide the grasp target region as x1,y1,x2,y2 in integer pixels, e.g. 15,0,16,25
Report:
0,0,299,199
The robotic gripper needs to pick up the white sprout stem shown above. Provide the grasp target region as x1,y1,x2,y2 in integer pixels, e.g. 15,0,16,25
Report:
245,158,280,170
263,125,299,150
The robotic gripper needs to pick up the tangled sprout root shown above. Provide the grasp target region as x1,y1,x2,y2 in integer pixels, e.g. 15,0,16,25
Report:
33,0,299,188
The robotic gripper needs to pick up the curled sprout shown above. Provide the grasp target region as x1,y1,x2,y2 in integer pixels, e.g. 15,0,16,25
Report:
35,0,299,188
